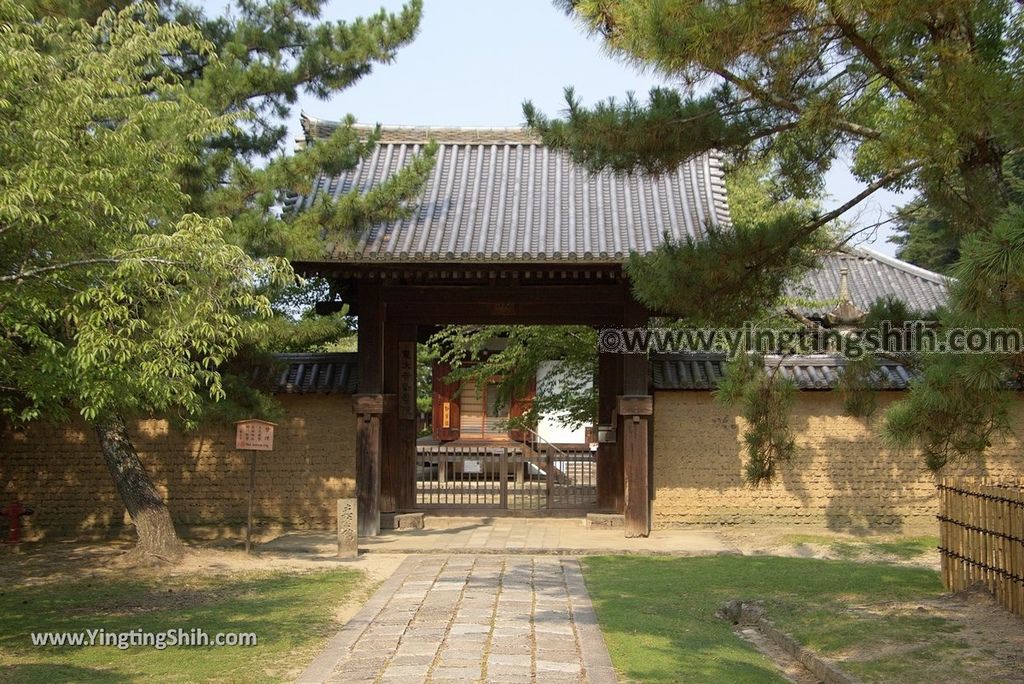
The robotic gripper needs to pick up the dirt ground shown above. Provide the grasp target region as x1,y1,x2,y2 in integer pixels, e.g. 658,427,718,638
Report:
0,538,402,593
838,585,1024,683
716,526,942,569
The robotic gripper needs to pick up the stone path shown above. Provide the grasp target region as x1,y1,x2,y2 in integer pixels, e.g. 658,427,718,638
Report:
297,555,617,684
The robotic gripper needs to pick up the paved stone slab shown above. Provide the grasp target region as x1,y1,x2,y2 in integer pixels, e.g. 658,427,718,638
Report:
297,554,617,683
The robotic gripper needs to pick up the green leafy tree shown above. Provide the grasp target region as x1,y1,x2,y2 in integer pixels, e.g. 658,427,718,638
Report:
156,0,436,260
429,326,599,433
889,154,1024,274
6,0,435,558
885,206,1024,470
140,0,437,418
525,0,1024,481
0,2,291,559
28,0,438,350
30,0,434,250
887,200,962,275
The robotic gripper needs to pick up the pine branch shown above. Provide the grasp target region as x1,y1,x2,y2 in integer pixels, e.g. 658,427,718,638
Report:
713,67,883,141
829,10,930,108
795,162,921,241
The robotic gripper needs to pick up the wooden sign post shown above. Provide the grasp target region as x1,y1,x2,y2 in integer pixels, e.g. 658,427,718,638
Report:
235,419,276,554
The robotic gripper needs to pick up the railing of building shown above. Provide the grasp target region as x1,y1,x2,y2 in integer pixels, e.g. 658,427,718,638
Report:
415,445,546,510
522,427,597,510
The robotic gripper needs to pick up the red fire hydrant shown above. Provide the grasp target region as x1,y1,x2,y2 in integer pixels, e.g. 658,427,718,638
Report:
2,502,33,544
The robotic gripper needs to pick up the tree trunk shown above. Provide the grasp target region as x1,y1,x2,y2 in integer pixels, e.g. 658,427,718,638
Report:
95,414,184,562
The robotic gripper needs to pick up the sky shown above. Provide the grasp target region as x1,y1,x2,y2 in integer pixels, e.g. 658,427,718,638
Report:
225,0,908,256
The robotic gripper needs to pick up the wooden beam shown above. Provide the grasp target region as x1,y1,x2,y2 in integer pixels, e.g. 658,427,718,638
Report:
353,394,395,539
294,261,626,285
380,284,625,305
380,323,419,513
380,321,399,515
383,300,623,326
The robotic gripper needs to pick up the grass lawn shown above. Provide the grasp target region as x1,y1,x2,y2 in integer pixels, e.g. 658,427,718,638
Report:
0,567,364,683
582,555,970,683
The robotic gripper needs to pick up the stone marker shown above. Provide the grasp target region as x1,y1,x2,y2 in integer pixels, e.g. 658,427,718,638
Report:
337,498,358,559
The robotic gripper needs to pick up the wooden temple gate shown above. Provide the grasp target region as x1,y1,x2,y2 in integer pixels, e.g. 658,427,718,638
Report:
290,119,733,539
307,264,653,538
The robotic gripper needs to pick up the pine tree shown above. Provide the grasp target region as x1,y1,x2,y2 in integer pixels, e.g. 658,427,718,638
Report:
887,201,962,275
525,1,1024,479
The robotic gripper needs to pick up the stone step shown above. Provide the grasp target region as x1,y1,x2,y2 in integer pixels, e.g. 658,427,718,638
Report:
380,512,425,531
420,514,588,529
585,513,624,529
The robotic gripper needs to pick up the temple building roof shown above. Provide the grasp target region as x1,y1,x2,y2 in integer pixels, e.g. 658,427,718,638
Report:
787,246,948,318
289,117,949,316
290,116,731,263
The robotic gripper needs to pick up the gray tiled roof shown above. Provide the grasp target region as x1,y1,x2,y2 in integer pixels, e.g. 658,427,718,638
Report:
650,352,917,391
266,351,915,395
292,117,731,263
293,120,946,318
266,353,359,394
787,246,949,318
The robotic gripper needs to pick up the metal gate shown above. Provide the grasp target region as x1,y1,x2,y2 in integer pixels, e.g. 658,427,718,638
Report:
415,445,596,511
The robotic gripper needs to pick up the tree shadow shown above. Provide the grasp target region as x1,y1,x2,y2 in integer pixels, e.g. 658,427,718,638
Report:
654,391,1024,533
1,394,357,543
0,664,134,683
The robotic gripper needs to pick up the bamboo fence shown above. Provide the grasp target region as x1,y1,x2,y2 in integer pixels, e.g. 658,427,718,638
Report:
938,478,1024,617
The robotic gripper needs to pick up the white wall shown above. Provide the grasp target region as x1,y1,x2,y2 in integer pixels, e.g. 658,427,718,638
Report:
536,360,590,445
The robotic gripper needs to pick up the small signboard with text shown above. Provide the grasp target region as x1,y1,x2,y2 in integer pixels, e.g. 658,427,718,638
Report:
398,340,417,420
235,419,276,451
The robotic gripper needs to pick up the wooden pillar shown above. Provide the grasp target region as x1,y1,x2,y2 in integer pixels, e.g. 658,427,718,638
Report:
597,350,624,512
618,394,652,538
353,394,392,538
356,282,386,537
620,290,651,537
